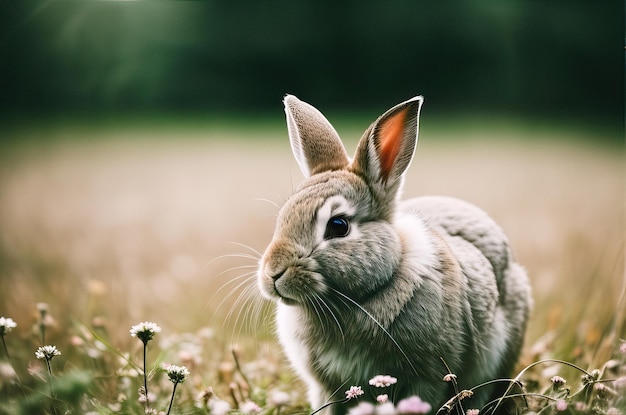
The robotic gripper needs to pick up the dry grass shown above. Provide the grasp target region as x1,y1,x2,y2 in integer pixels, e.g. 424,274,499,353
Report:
0,117,623,414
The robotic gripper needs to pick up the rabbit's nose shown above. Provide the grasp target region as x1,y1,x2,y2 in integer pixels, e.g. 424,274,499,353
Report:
267,268,285,282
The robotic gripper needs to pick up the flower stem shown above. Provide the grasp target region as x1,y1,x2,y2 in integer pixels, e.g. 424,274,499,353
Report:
46,359,54,398
143,341,149,411
166,382,179,415
310,398,349,415
1,334,9,359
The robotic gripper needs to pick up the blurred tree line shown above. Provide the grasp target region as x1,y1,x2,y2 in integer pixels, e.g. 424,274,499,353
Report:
0,0,621,129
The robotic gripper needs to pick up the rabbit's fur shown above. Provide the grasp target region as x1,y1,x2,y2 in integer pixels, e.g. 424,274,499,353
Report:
257,95,532,414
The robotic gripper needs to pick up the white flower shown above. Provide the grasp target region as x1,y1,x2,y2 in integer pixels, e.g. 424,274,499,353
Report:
268,390,290,406
35,345,61,361
137,392,155,403
240,400,261,414
396,396,432,414
348,402,375,415
129,321,161,343
369,375,398,388
165,364,190,384
551,376,567,387
0,317,17,335
377,394,389,404
378,402,397,415
209,399,231,415
346,385,365,400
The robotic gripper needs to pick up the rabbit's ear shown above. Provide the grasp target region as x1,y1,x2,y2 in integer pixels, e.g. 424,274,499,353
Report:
284,95,350,178
352,96,423,193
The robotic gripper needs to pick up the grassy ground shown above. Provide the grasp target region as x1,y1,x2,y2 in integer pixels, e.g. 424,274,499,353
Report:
0,116,623,414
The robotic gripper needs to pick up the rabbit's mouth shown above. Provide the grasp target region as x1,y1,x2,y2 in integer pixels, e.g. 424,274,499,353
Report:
260,261,326,307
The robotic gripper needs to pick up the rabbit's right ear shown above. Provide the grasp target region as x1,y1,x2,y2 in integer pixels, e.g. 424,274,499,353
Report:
351,96,423,202
284,95,350,178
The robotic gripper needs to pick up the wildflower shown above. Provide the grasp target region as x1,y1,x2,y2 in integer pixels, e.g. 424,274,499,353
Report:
369,375,398,388
346,385,365,400
396,396,432,414
37,302,49,315
131,322,160,413
268,390,291,406
129,321,161,344
35,345,61,361
550,376,566,387
0,317,16,358
37,303,51,343
209,399,232,415
348,402,375,415
165,365,190,415
138,391,156,404
467,410,480,415
0,317,17,335
377,394,389,403
0,362,17,381
620,342,626,354
165,364,190,384
35,345,61,399
443,374,457,383
240,400,261,414
555,399,567,412
377,402,396,415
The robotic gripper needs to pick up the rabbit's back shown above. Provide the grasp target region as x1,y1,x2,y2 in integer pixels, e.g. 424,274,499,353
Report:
401,196,511,286
401,195,531,388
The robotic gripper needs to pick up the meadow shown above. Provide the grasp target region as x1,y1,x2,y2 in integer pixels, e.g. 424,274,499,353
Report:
0,115,623,414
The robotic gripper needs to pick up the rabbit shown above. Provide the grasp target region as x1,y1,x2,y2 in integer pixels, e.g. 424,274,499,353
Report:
256,94,532,415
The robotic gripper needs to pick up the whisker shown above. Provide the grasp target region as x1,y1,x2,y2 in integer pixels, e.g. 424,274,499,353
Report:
200,252,259,272
210,272,257,329
228,241,263,258
314,294,345,342
253,197,281,209
225,279,260,340
330,288,419,377
306,293,325,331
207,270,257,308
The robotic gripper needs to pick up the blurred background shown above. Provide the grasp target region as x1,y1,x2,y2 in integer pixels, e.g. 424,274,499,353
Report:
0,0,622,125
0,0,623,369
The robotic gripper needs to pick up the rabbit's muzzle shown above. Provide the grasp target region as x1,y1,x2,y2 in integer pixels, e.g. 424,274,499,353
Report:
258,240,324,306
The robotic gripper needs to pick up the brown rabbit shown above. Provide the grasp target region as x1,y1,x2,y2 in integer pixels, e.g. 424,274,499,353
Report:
257,95,532,414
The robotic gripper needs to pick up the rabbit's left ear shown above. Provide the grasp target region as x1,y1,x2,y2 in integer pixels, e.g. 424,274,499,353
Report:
284,95,350,178
352,96,423,193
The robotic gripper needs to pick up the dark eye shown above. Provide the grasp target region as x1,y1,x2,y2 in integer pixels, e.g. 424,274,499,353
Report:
324,216,350,239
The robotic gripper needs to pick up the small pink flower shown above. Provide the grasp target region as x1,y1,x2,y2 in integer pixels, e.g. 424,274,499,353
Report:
348,402,375,415
346,386,365,400
443,374,457,383
369,375,398,388
396,396,432,414
555,400,567,412
377,394,389,403
377,402,396,415
466,410,479,415
240,400,261,414
620,342,626,354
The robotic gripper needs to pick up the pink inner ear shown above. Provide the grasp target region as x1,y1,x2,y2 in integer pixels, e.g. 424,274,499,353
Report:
378,108,407,179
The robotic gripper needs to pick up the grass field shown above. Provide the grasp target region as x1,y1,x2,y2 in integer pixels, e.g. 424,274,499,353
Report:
0,116,623,414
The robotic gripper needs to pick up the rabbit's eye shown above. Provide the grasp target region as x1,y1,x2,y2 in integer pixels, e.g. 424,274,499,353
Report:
324,216,350,239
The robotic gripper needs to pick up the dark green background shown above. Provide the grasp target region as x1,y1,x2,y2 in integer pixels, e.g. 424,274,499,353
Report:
0,1,621,128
